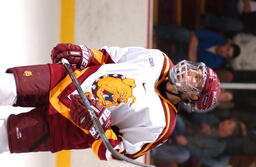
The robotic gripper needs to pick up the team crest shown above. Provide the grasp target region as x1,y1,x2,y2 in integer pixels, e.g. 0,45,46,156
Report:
23,71,32,77
87,74,136,107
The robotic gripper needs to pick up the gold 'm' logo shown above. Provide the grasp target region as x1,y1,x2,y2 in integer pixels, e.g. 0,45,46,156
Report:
23,71,32,77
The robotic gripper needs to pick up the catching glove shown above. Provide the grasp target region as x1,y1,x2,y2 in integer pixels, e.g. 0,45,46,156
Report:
51,43,93,69
70,94,112,139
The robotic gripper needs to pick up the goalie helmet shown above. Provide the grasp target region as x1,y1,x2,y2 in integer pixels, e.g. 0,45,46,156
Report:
169,60,220,113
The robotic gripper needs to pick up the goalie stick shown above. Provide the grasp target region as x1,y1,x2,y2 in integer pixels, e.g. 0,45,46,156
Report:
61,59,155,167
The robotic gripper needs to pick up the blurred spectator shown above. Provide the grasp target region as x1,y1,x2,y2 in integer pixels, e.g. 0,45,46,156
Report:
230,33,256,70
225,127,256,156
219,89,234,103
216,109,256,156
151,114,244,167
208,108,256,157
216,69,234,82
202,0,256,35
217,89,235,110
154,26,241,69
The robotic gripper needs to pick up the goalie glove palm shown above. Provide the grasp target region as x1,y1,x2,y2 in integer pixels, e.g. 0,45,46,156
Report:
70,95,112,139
51,43,93,69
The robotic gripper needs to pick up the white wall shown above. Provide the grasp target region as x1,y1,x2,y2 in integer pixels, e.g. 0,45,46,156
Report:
0,0,59,69
0,1,59,167
75,0,149,48
0,0,151,167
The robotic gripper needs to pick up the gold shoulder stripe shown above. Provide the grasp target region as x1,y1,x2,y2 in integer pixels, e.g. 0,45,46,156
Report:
155,53,178,112
91,49,106,65
158,53,171,83
156,103,173,141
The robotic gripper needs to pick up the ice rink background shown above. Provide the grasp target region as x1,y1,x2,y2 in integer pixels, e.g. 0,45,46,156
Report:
0,0,152,167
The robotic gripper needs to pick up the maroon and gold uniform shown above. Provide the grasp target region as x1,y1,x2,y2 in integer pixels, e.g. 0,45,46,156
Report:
4,46,177,161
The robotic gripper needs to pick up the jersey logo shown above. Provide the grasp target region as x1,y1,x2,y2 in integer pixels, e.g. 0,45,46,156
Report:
88,74,136,107
149,57,154,67
23,71,32,77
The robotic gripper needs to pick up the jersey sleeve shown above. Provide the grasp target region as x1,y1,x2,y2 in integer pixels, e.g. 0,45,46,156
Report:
87,46,164,68
90,128,125,161
90,127,163,161
100,46,163,64
90,117,169,161
194,29,223,42
91,105,177,161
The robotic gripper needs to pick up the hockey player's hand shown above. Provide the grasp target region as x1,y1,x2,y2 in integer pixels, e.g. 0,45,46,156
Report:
70,94,112,139
51,43,93,69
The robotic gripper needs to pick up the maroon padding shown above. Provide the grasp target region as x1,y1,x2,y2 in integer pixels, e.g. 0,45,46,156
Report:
7,107,52,153
6,64,51,107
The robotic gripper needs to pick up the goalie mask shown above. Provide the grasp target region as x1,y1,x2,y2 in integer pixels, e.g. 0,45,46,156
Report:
169,60,220,113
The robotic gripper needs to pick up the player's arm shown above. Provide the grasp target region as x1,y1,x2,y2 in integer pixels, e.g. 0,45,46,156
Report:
90,128,152,161
51,43,117,69
69,94,125,160
70,94,150,161
188,31,198,61
51,43,159,68
100,46,163,63
194,29,224,43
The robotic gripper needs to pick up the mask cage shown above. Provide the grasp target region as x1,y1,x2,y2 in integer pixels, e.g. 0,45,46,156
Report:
169,60,207,95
